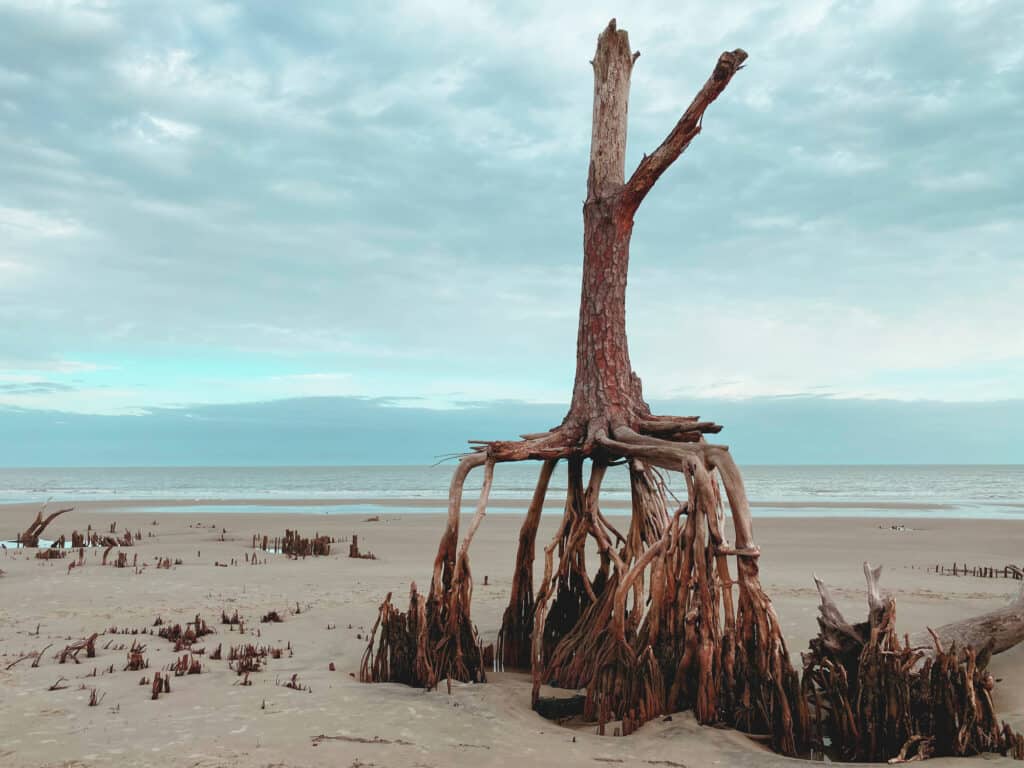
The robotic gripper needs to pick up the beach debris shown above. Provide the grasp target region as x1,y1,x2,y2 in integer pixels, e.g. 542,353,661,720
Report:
124,640,148,671
281,673,309,691
87,688,104,707
58,634,97,664
348,535,375,560
226,644,282,675
101,539,116,565
805,564,1024,761
261,610,283,623
6,643,51,670
252,530,333,557
48,676,69,691
156,614,214,650
17,504,74,548
35,548,66,560
151,671,170,699
172,654,202,676
310,733,414,746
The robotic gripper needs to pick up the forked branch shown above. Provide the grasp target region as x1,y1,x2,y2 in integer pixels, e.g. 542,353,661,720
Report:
624,48,747,207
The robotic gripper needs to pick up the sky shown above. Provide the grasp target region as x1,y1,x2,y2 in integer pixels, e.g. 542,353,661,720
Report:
0,1,1022,465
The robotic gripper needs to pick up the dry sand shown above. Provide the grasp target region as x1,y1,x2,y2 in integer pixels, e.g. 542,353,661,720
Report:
1,501,1021,768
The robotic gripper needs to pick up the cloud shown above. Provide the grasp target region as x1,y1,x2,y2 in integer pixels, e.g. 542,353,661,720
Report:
0,206,85,237
0,380,76,394
916,170,995,191
0,1,1020,417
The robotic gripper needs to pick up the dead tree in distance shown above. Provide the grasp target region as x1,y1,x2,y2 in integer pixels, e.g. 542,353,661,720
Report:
19,504,73,548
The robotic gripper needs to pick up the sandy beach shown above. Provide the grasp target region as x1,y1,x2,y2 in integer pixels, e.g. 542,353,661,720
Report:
0,501,1019,767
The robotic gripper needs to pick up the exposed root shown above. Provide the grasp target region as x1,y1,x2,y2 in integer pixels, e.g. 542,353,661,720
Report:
804,565,1024,762
360,454,493,687
498,458,557,669
363,417,808,754
360,416,1023,764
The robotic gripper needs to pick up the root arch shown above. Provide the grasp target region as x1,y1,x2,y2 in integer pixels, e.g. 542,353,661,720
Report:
362,422,807,755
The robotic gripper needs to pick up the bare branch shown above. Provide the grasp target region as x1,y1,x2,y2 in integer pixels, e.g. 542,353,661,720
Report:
624,48,747,208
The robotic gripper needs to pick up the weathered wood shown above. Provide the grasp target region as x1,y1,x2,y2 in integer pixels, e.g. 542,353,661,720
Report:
19,505,73,548
909,586,1024,657
498,458,557,669
806,565,1024,761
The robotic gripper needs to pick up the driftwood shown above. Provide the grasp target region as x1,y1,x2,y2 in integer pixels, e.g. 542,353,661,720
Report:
157,614,213,650
349,535,376,560
101,538,117,565
806,564,1024,761
58,633,97,664
909,586,1024,657
18,505,74,547
151,671,170,699
48,676,69,691
124,640,147,671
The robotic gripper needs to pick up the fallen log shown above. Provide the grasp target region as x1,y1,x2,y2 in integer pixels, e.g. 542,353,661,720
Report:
816,564,1024,660
908,587,1024,656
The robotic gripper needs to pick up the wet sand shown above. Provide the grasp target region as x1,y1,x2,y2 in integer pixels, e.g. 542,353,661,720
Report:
0,502,1021,767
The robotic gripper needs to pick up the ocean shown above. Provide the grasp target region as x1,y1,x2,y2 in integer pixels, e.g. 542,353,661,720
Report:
0,464,1022,519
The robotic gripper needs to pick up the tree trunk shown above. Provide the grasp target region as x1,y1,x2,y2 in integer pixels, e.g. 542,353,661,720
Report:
564,23,646,443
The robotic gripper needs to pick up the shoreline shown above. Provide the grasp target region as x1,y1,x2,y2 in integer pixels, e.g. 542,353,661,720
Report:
0,495,971,510
5,496,1024,522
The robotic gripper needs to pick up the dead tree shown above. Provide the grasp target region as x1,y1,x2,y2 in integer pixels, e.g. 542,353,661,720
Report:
362,17,803,750
360,18,1024,761
18,505,73,547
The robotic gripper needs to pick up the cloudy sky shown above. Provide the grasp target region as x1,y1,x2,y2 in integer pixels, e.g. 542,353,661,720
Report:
0,1,1021,463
